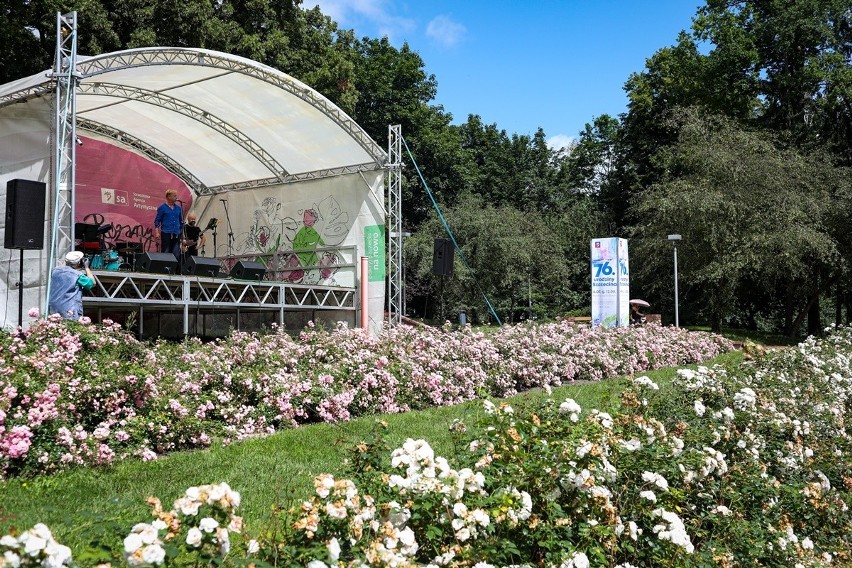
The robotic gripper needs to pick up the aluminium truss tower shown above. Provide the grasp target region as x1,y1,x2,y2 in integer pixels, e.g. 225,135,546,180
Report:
386,125,403,325
45,11,79,314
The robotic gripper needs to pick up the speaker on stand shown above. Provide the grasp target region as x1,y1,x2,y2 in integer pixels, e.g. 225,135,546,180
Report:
432,238,455,322
5,179,46,250
432,238,454,276
4,179,46,328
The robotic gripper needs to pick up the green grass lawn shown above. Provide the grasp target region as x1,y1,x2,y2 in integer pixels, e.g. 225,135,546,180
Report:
0,350,743,554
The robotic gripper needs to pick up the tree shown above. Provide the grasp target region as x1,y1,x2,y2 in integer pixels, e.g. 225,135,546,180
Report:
630,108,848,334
618,1,852,333
694,0,852,158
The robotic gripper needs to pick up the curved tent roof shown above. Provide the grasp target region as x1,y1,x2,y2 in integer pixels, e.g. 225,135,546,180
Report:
0,47,387,196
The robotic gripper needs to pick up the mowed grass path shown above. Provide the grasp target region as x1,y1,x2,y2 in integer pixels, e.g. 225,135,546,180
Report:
0,351,743,550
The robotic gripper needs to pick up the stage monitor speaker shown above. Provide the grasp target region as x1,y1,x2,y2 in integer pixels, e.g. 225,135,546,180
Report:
432,238,454,276
184,255,220,277
4,179,46,250
138,252,178,274
230,260,266,280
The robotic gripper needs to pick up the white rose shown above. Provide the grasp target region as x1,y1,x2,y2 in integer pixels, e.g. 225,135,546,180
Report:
141,544,166,565
123,533,143,554
3,550,22,568
186,527,203,548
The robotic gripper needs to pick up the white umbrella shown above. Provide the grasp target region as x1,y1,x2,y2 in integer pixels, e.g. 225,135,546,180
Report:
629,299,650,307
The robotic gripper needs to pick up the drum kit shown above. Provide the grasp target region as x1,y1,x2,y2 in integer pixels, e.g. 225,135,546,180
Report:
75,222,143,272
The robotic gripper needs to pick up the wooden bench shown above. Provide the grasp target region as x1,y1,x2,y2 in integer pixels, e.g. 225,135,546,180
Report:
564,316,592,324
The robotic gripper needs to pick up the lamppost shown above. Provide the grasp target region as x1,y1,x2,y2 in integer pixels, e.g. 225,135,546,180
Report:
668,234,682,327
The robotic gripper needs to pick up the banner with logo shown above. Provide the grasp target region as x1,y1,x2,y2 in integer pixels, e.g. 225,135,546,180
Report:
590,237,630,327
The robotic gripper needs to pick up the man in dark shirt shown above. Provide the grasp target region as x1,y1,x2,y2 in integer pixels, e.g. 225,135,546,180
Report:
181,212,206,273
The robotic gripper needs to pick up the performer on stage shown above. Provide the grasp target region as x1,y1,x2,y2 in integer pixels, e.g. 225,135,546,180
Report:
153,189,183,257
181,213,206,270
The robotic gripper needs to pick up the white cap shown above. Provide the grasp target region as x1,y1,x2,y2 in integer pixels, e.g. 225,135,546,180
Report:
65,251,84,264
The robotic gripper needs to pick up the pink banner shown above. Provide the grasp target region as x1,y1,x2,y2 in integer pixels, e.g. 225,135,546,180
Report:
75,137,193,252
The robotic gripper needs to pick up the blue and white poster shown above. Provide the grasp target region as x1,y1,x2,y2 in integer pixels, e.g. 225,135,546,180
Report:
590,237,630,328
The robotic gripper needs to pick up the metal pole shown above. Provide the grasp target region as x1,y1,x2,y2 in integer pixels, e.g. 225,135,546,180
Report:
360,256,369,330
673,244,679,328
17,250,24,328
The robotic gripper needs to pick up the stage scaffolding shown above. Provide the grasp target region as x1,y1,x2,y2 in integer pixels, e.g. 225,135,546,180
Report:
84,271,357,338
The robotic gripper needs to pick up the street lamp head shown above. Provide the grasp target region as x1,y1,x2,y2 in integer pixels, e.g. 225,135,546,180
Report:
667,234,682,241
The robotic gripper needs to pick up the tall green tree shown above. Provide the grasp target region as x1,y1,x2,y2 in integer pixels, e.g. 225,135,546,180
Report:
694,0,852,158
631,108,848,334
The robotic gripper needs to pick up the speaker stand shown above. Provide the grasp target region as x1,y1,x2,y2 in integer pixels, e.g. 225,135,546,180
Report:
16,250,23,328
439,274,445,323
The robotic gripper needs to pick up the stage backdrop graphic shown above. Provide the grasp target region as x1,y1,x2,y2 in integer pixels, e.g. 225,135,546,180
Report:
590,237,630,328
76,137,194,252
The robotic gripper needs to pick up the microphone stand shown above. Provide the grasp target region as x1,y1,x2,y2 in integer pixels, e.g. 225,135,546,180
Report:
202,218,218,258
177,200,186,272
221,199,234,258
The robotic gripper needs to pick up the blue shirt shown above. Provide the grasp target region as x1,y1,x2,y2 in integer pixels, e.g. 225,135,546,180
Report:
49,265,95,319
154,203,183,234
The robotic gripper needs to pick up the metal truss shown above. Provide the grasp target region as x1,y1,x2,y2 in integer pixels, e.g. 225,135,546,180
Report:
206,162,382,193
0,84,53,109
74,49,387,166
77,117,209,194
45,11,79,315
87,272,356,309
85,272,356,335
78,82,288,182
386,125,403,326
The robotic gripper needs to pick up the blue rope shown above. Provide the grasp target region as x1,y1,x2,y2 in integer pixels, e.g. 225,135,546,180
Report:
400,136,502,325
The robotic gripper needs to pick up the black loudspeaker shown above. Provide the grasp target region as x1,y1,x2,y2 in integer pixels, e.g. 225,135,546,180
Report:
432,238,454,276
4,179,46,250
138,252,179,274
230,260,266,280
184,255,220,277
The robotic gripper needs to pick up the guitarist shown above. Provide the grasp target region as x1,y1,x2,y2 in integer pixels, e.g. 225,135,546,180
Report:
181,213,207,273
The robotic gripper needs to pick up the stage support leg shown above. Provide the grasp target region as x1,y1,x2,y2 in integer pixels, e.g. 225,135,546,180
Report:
360,256,369,330
183,280,190,336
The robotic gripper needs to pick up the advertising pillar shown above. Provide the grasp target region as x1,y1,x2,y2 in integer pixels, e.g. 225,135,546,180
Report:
590,237,630,327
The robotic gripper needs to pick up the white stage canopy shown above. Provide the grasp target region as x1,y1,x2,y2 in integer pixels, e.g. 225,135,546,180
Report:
0,47,388,332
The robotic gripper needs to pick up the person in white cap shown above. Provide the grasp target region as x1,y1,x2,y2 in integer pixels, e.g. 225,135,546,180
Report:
48,251,95,319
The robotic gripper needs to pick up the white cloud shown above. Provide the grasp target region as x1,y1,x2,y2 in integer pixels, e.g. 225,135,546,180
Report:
425,16,467,48
547,134,575,152
305,0,415,41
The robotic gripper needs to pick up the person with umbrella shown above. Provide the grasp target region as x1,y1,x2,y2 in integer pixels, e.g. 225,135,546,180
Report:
630,299,649,326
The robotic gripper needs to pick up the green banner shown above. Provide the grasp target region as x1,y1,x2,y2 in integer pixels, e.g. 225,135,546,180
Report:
364,225,385,282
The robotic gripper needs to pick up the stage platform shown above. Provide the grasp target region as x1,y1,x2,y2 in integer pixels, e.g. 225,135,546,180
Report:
83,270,358,339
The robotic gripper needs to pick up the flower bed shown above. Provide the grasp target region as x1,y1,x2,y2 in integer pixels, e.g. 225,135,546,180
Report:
0,317,731,479
4,325,850,567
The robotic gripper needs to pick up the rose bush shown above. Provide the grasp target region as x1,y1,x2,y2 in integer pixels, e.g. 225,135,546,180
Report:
0,316,731,478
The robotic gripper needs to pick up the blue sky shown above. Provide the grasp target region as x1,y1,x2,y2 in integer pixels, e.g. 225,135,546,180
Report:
304,1,704,148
